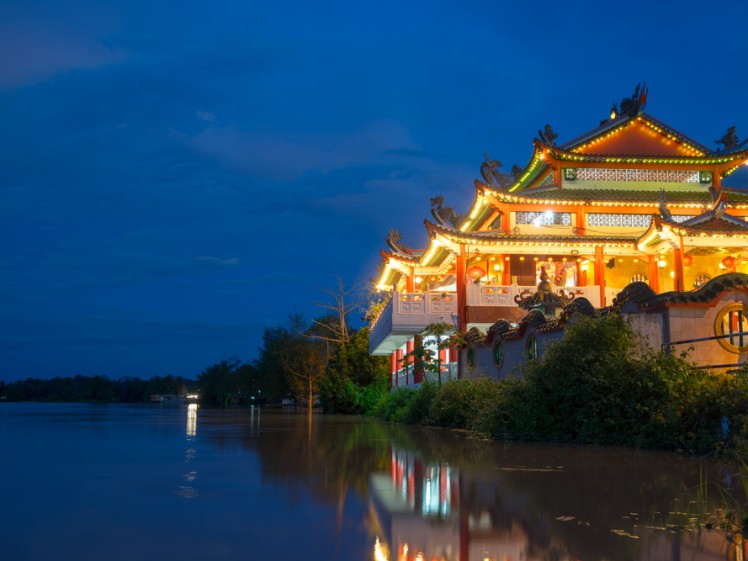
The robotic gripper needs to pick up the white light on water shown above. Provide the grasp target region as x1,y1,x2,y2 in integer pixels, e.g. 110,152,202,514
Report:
186,403,197,437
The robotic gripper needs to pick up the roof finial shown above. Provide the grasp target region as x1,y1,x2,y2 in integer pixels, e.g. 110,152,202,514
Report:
537,124,558,146
617,82,648,117
658,189,672,221
479,153,511,189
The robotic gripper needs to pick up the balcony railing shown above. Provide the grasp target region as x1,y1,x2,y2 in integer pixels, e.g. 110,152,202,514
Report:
467,283,602,308
370,286,602,355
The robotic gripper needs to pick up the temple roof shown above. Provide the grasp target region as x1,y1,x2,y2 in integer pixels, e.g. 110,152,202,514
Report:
558,113,710,157
424,219,636,248
490,187,725,206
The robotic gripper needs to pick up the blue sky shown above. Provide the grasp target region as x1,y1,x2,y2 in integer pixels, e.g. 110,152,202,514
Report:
2,0,748,381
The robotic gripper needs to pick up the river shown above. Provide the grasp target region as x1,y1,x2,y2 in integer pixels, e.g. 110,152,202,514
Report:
0,402,744,560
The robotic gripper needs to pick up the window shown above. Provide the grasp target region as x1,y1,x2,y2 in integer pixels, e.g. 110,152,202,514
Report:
467,348,476,368
587,213,652,228
526,335,538,361
515,211,572,226
715,304,748,353
493,343,504,369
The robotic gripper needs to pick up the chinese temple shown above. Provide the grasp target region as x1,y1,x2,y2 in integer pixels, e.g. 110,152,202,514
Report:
369,86,748,385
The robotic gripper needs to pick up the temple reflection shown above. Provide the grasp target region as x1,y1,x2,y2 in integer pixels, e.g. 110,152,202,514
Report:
369,443,746,561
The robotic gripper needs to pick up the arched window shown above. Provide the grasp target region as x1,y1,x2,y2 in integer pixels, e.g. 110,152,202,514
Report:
493,343,504,369
467,347,476,368
526,334,538,361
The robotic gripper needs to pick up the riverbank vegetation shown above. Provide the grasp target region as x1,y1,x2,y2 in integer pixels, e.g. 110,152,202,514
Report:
0,374,196,403
1,279,391,407
373,314,748,455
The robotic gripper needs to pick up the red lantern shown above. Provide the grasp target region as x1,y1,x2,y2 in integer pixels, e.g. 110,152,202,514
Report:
721,256,737,269
682,255,694,267
467,266,486,281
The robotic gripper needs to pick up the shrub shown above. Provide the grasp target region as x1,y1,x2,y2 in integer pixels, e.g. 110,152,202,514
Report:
427,378,503,433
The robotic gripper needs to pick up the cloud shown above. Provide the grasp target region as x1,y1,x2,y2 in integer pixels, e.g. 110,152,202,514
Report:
189,120,420,180
0,23,126,89
197,111,217,123
197,256,240,266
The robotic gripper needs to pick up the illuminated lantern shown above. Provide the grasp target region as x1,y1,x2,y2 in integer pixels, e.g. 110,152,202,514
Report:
682,255,694,267
467,266,486,281
722,256,737,269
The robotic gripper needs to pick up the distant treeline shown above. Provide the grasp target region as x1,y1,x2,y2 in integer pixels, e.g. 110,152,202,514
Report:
0,374,196,403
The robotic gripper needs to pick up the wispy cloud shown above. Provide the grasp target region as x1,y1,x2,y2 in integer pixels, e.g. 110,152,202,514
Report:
0,23,127,89
197,255,240,266
189,120,420,180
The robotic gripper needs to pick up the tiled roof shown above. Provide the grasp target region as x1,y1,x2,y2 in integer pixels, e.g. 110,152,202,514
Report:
425,220,637,246
613,273,748,310
494,188,748,206
680,215,748,233
476,297,598,346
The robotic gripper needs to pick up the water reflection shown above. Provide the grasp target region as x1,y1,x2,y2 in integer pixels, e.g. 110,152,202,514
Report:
4,405,748,560
186,403,198,437
367,437,748,561
177,403,199,499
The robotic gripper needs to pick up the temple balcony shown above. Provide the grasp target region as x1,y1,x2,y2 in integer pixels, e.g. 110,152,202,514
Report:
369,292,457,355
369,285,604,355
465,283,602,308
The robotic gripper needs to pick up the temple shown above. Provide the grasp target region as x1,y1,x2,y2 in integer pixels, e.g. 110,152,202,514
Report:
369,86,748,386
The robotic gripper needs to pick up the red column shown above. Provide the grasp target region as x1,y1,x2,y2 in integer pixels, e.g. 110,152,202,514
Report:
395,349,403,387
575,210,586,235
405,267,414,293
648,255,660,293
456,244,466,331
390,352,397,390
673,245,685,292
594,245,605,305
406,339,414,386
450,336,460,380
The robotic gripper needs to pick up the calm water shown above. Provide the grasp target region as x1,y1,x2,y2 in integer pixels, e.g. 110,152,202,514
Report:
0,403,745,561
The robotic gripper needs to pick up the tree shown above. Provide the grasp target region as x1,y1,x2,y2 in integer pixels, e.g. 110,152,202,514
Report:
318,327,389,414
253,325,293,403
312,275,359,346
197,358,244,405
279,313,326,409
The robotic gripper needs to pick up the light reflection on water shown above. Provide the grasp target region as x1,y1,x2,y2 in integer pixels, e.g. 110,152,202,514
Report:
0,403,746,561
